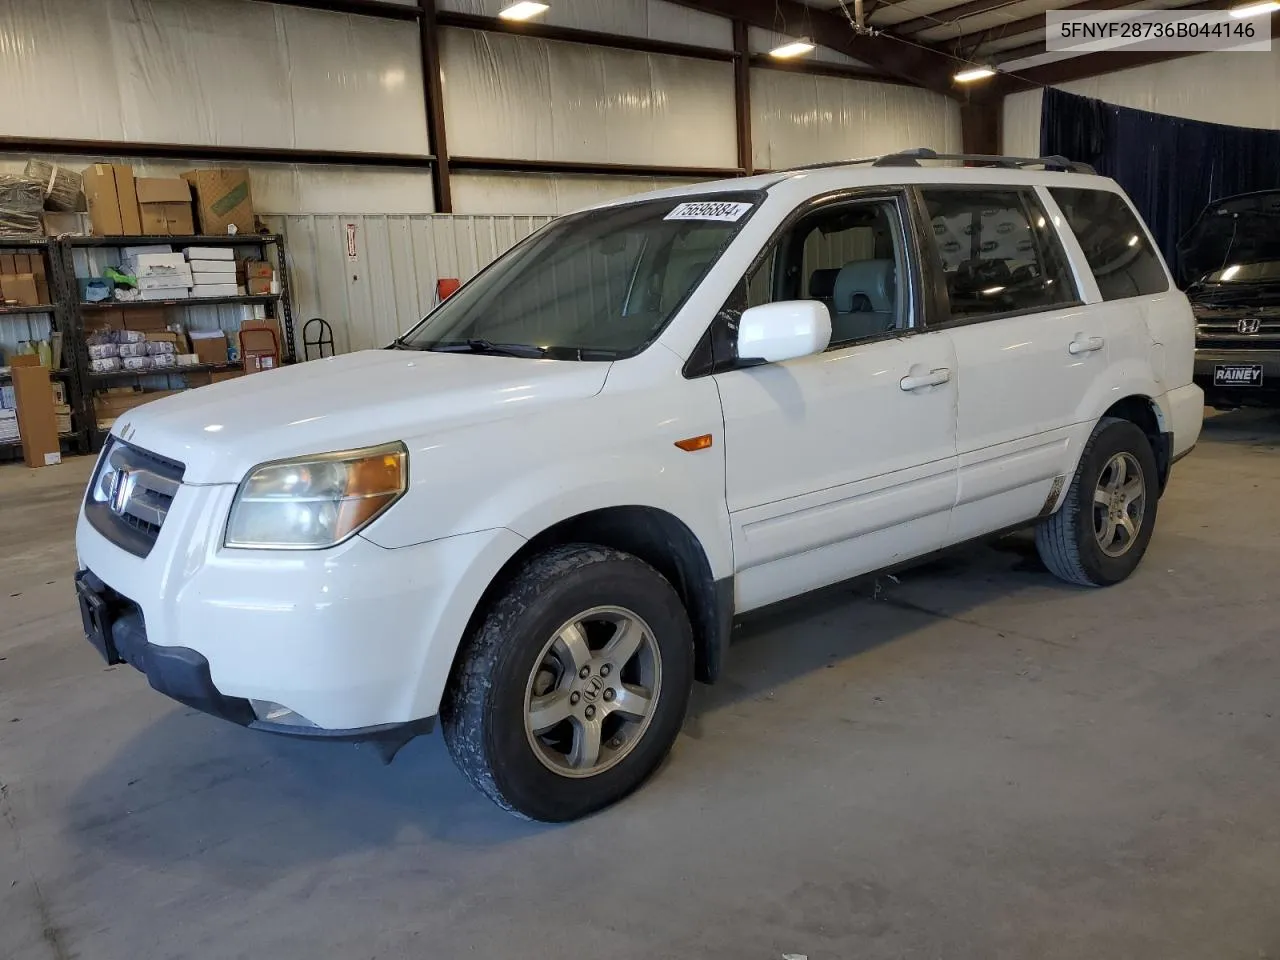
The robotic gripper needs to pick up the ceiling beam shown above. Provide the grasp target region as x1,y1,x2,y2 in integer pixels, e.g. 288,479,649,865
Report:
976,0,1138,51
668,0,961,95
892,0,1024,37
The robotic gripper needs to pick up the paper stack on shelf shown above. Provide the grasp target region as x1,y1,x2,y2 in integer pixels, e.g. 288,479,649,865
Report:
124,246,192,300
0,408,17,442
184,247,239,298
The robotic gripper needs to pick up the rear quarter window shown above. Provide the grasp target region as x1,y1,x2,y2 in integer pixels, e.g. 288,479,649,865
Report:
1049,188,1170,300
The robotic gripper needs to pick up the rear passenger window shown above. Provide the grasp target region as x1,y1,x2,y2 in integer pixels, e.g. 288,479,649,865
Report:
921,189,1077,322
1049,187,1169,300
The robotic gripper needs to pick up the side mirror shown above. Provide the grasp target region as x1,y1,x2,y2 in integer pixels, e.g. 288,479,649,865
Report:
737,301,832,364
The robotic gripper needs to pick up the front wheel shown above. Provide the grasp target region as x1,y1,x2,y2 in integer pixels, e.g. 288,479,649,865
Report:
441,544,694,822
1035,416,1159,587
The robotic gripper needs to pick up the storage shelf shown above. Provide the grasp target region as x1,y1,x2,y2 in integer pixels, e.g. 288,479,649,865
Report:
0,432,75,448
68,234,281,248
0,303,56,316
90,362,243,383
81,294,278,309
0,238,48,249
0,368,69,381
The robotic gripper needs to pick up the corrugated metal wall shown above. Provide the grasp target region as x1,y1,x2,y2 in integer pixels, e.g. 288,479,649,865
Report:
259,213,553,356
20,212,554,362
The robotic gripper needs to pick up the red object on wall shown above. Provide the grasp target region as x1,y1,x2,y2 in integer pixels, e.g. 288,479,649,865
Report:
437,278,461,300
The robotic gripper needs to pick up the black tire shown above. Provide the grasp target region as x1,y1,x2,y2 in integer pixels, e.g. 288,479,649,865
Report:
1035,416,1160,587
441,543,694,822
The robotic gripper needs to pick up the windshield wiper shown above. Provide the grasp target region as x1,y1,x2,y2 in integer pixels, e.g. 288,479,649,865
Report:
427,338,549,358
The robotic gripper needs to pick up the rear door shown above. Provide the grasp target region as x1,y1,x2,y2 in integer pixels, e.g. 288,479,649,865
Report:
915,185,1099,542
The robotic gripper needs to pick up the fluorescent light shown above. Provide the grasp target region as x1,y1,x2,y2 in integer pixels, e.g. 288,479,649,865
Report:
498,1,549,20
1221,264,1242,280
1229,0,1279,18
770,38,816,58
954,66,996,83
1127,235,1139,247
982,285,1006,295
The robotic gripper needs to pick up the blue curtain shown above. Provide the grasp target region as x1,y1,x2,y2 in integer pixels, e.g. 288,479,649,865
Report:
1040,87,1280,278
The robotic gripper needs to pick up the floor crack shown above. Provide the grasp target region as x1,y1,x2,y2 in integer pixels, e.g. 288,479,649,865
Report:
2,782,73,960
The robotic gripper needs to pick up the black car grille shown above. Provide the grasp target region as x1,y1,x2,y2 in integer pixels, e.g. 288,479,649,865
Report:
85,438,186,559
1195,308,1280,350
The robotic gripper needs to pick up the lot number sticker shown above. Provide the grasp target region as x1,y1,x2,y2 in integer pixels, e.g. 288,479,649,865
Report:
665,201,752,222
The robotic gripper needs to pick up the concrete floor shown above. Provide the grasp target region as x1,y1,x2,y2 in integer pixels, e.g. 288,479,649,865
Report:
3,411,1280,960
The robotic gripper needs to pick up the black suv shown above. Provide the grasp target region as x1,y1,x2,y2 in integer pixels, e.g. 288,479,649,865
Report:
1184,190,1280,409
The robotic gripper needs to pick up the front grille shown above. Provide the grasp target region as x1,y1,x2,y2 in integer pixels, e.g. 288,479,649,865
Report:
1194,307,1280,350
85,438,186,559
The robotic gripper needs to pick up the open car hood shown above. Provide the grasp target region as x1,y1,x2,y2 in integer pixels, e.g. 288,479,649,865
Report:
1178,189,1280,288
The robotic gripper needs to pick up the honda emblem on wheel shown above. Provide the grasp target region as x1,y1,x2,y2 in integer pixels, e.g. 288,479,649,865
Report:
1238,317,1261,334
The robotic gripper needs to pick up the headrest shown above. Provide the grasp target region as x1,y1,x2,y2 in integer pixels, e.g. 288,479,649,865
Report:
808,268,841,300
834,259,895,313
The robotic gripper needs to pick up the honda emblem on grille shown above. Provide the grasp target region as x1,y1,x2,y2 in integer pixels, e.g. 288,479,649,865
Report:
109,468,137,517
1238,318,1262,334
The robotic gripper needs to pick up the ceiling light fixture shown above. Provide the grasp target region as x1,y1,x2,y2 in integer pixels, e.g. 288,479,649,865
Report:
954,66,997,83
1228,0,1279,17
498,1,550,21
770,38,816,58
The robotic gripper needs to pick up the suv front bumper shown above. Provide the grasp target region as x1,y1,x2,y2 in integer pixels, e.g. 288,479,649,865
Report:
1195,349,1280,407
75,482,525,733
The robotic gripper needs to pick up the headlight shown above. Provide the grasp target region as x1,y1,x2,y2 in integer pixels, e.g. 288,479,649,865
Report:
225,442,408,549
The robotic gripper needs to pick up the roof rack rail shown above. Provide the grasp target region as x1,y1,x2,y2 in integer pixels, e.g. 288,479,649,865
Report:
783,147,1096,175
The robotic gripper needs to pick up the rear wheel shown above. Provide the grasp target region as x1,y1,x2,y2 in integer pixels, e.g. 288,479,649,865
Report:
441,544,693,821
1035,417,1159,587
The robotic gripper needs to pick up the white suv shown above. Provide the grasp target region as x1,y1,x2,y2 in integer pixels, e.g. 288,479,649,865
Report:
75,150,1203,821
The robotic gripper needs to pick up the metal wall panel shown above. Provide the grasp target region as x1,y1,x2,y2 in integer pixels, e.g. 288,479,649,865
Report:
260,213,554,358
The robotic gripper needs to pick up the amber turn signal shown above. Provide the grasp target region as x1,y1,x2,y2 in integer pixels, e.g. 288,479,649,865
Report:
674,434,713,452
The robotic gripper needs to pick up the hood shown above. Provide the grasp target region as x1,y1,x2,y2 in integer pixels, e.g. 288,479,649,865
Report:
113,349,611,484
1179,189,1280,290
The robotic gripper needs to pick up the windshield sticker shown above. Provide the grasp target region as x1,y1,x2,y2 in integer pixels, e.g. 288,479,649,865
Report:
664,201,753,222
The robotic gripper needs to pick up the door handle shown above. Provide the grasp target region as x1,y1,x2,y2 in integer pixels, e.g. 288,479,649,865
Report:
1069,336,1105,355
900,367,951,391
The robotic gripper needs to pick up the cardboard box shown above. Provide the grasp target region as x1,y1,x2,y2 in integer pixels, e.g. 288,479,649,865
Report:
129,252,187,271
137,274,193,291
1,273,39,306
140,288,189,301
11,356,60,467
192,272,233,285
243,260,273,279
123,307,169,333
93,388,178,422
189,259,236,274
192,283,238,298
83,164,141,236
0,255,14,274
190,331,228,365
136,178,195,236
42,212,86,237
182,169,254,236
247,276,272,296
50,381,66,405
13,255,30,274
184,246,235,261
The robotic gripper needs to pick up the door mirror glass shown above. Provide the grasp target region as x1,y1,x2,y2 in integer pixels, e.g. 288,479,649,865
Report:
737,300,832,363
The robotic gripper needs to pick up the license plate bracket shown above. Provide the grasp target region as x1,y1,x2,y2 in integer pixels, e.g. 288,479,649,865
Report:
75,572,123,665
1213,363,1264,387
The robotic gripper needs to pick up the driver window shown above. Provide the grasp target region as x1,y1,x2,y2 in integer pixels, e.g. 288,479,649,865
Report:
742,198,908,348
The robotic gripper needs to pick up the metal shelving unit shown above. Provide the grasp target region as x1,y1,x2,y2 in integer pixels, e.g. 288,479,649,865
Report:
61,233,294,451
0,237,89,460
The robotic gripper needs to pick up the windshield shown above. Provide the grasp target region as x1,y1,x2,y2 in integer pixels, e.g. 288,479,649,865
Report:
1179,191,1280,288
396,193,762,359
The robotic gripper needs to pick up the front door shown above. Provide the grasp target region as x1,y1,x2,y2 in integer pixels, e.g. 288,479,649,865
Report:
712,193,959,612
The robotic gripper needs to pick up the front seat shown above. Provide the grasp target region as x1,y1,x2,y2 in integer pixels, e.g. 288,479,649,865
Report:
831,259,897,343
